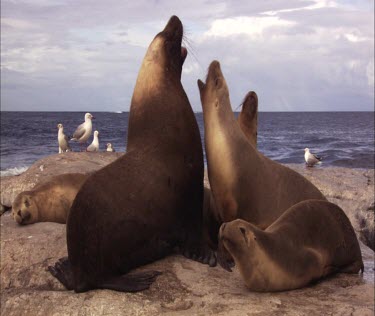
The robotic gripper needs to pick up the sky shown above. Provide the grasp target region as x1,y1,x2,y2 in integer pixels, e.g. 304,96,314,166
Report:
1,0,374,112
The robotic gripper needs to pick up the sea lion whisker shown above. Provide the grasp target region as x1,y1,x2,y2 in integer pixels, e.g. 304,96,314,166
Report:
182,37,204,71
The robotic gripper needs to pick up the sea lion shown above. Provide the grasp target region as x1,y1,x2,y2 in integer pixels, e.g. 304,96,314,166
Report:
219,199,364,291
198,61,325,247
238,91,258,147
127,15,210,262
48,16,210,294
12,173,88,225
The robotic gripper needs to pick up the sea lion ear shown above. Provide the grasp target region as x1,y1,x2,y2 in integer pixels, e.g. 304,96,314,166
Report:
197,79,205,93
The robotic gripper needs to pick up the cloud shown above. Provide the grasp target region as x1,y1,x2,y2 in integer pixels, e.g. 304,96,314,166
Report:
203,16,296,39
1,0,374,111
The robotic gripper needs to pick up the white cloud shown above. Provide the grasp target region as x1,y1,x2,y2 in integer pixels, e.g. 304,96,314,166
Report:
204,16,296,39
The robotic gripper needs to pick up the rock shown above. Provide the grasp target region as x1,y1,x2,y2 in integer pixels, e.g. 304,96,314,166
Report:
0,152,123,208
1,156,374,314
0,203,11,216
1,211,374,315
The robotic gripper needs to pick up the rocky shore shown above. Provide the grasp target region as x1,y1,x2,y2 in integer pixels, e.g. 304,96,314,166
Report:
1,153,374,315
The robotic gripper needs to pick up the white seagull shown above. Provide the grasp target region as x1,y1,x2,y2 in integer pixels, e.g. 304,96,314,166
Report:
87,130,100,152
106,143,115,152
304,148,322,167
71,113,94,151
57,123,71,153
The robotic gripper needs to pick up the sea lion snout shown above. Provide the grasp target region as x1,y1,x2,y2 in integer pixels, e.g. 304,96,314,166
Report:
15,209,31,225
162,15,183,41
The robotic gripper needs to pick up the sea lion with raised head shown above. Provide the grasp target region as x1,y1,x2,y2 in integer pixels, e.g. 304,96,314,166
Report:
198,61,325,247
12,173,88,225
238,91,258,147
219,200,364,291
49,16,210,293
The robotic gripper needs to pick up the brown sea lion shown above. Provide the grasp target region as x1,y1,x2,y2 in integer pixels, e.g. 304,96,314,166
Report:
238,91,258,147
219,200,364,291
12,173,88,225
198,61,325,247
48,16,209,293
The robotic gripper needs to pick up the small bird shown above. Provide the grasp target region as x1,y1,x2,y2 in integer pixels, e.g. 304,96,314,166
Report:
71,113,95,151
106,143,115,152
304,148,322,167
57,123,71,153
87,130,100,152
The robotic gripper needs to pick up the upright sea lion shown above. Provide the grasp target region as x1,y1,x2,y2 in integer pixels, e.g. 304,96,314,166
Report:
219,200,364,291
198,61,325,246
238,91,258,147
127,15,210,261
49,16,209,293
12,173,88,225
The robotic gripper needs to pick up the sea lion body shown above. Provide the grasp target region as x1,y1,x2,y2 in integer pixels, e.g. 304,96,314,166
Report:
12,173,87,225
219,200,364,291
49,16,207,293
238,91,258,147
198,61,325,245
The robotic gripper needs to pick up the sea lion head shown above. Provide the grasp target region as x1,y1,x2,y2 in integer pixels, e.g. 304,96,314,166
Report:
219,219,268,285
141,15,187,81
239,91,258,146
197,60,231,118
12,191,39,225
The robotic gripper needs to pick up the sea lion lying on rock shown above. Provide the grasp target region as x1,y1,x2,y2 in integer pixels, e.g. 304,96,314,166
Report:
48,16,211,293
12,173,88,225
219,200,364,291
198,61,326,247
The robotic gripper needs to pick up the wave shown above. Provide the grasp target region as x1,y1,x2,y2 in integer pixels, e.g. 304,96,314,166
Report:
0,166,29,177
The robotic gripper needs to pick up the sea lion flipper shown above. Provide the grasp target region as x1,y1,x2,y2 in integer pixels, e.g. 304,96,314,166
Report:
338,260,365,274
181,244,217,267
100,271,162,293
48,257,75,290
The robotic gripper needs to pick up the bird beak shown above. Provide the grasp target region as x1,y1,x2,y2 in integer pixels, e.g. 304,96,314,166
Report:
91,116,95,119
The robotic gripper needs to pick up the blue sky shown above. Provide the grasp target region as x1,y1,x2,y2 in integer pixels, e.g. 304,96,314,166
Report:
1,0,374,112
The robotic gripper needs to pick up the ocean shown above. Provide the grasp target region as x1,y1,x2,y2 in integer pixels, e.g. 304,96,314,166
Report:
1,111,374,176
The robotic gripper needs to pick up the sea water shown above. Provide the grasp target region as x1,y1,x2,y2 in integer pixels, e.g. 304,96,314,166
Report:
1,111,374,176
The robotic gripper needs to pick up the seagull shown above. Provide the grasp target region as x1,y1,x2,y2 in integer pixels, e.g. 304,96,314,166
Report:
106,143,115,152
87,130,100,152
57,123,72,153
304,148,322,167
71,113,95,151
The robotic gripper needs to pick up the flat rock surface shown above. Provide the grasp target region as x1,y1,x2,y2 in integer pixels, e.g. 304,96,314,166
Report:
1,156,374,315
0,212,374,316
